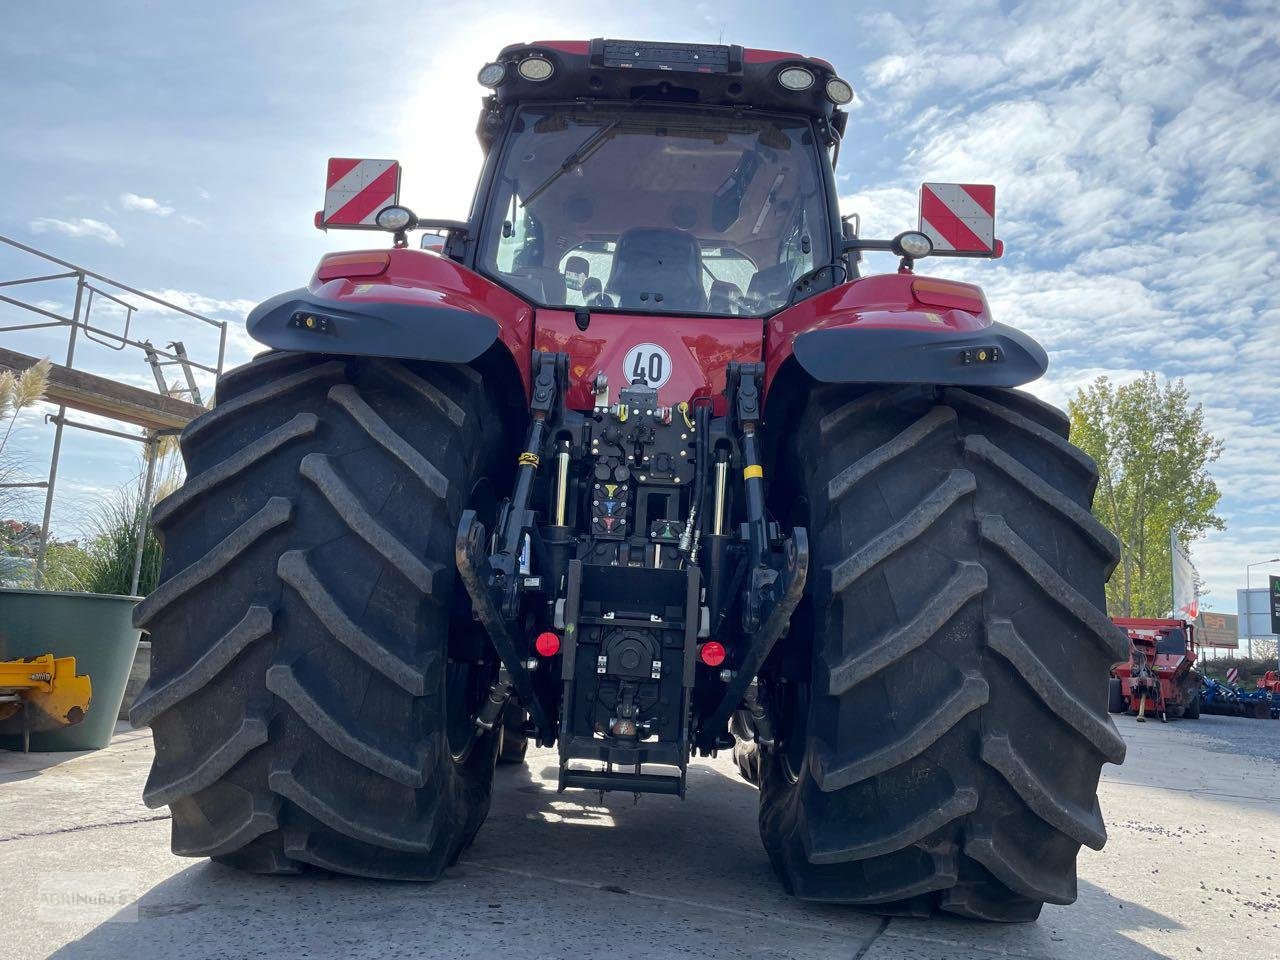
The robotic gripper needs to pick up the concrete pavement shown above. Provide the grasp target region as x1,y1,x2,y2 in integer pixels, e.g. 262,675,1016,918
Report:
1,715,1277,959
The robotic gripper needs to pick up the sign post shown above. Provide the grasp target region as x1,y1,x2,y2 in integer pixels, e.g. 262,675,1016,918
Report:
1194,611,1238,650
1271,576,1280,635
1171,530,1198,621
1271,576,1280,671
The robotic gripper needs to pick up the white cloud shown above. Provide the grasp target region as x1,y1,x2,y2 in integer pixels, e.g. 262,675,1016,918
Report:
120,192,173,216
28,217,122,245
142,288,261,368
396,10,581,220
838,186,917,239
143,288,256,318
853,0,1280,609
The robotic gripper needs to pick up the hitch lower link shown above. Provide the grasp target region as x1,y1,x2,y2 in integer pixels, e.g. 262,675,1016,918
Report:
456,351,567,747
696,363,809,752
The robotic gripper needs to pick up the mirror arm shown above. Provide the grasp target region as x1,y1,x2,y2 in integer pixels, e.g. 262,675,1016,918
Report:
415,218,470,236
384,215,471,258
841,238,896,253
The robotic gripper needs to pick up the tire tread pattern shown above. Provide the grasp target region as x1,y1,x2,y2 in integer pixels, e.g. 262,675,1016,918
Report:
132,353,501,879
755,385,1123,921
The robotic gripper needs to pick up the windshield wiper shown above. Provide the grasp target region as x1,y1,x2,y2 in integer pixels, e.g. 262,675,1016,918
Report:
522,99,646,207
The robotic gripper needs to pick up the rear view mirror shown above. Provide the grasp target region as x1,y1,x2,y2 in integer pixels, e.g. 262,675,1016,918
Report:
918,183,1002,258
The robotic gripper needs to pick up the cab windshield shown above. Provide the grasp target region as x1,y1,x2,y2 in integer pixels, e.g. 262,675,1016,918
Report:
478,103,832,317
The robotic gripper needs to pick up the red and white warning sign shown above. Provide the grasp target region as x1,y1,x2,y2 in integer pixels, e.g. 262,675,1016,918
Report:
919,183,996,254
321,158,401,228
1227,667,1239,684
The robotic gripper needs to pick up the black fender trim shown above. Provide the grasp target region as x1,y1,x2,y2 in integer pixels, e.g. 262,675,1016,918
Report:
791,321,1048,388
246,288,500,364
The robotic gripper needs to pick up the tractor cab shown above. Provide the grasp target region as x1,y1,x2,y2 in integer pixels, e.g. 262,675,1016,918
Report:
475,102,833,316
302,38,1022,418
467,40,850,317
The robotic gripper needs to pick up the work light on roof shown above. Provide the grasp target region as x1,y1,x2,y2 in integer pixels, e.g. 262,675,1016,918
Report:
825,77,855,105
477,62,507,88
777,66,815,91
517,56,555,81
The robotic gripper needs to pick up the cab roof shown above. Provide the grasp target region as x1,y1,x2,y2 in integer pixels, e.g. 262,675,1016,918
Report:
486,38,847,120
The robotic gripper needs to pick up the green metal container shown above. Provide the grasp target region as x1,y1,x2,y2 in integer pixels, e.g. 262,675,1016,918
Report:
0,587,141,751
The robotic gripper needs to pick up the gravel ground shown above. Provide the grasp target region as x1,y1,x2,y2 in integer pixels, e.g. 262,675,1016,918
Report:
1186,712,1280,764
1,712,1277,959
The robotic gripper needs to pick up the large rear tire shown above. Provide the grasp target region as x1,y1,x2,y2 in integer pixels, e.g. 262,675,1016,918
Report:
754,385,1128,921
130,352,507,879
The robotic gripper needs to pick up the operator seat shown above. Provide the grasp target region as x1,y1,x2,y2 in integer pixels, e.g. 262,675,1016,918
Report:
606,228,706,312
708,279,742,314
581,277,610,307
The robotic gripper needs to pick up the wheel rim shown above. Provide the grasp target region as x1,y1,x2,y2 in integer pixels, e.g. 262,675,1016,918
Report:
445,655,491,763
779,491,814,785
779,678,810,784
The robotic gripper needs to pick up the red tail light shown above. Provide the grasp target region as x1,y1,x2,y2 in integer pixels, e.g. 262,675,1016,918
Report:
535,631,561,657
699,641,726,667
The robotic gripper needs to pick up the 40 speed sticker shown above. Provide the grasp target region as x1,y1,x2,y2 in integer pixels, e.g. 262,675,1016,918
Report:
622,343,672,388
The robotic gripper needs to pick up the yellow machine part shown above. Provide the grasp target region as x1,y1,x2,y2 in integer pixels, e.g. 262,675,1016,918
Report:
0,654,93,733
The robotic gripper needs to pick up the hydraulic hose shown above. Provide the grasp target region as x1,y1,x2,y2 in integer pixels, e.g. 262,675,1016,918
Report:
680,400,712,558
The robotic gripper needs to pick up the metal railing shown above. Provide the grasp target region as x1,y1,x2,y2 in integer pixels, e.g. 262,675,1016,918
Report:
0,233,229,593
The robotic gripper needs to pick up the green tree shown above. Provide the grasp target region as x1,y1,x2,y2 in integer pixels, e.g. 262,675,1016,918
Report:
1068,373,1223,618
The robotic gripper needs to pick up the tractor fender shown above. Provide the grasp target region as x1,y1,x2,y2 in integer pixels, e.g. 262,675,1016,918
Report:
764,272,1047,393
246,248,535,394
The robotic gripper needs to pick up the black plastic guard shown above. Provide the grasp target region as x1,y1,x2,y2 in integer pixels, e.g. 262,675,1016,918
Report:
246,288,500,363
791,321,1048,388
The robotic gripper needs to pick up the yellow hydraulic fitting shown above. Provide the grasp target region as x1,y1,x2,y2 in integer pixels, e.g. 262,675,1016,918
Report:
678,401,695,430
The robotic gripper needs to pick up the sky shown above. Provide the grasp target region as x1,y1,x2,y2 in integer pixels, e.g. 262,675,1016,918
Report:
0,0,1277,616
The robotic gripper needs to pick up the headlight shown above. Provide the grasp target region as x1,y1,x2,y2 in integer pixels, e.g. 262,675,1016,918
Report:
517,56,554,81
895,231,933,258
825,77,854,105
777,66,815,91
375,205,415,231
477,62,507,88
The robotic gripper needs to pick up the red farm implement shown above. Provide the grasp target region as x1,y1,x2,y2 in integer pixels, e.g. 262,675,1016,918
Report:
1109,618,1201,722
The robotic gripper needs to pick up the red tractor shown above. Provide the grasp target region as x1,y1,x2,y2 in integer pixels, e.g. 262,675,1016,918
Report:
1109,618,1201,722
129,39,1127,922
